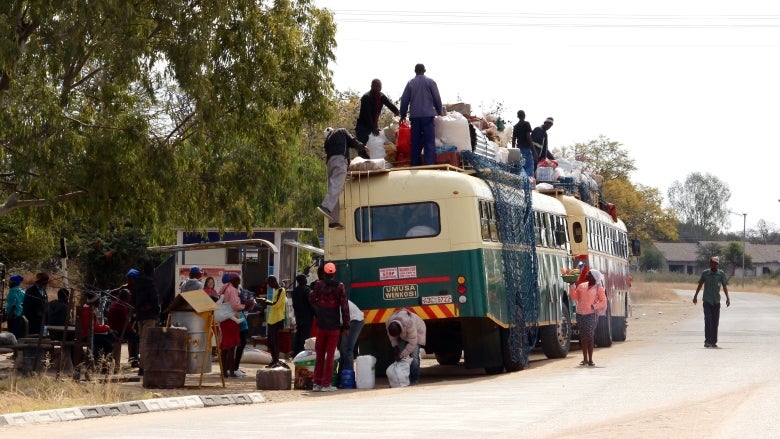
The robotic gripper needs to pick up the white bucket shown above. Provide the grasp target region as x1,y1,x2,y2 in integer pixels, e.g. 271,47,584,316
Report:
355,355,376,389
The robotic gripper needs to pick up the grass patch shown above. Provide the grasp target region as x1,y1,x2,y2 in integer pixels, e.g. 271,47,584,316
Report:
0,355,152,415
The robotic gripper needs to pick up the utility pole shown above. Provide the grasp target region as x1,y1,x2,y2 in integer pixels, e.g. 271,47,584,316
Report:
728,211,747,287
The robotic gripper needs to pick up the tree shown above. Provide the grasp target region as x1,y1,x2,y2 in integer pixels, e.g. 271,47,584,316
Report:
562,135,636,181
721,241,752,277
602,179,678,241
668,173,731,236
638,243,666,272
1,1,337,239
753,219,776,244
695,242,723,271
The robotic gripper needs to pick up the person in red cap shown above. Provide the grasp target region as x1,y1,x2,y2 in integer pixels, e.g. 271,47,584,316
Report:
308,262,350,392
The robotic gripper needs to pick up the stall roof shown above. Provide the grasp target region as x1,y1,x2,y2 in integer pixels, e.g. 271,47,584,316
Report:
283,239,324,256
147,238,279,254
165,290,219,313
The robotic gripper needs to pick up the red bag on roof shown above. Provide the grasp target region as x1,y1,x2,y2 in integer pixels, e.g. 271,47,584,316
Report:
396,120,411,154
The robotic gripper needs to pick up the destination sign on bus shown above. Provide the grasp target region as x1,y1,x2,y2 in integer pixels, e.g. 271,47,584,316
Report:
383,284,419,300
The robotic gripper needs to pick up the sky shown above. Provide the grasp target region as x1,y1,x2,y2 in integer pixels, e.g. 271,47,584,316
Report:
312,0,780,235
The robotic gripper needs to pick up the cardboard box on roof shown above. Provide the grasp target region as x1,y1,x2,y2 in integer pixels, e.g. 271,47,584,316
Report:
165,290,218,314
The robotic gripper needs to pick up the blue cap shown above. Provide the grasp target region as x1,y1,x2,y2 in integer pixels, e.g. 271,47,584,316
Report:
126,268,140,278
9,274,24,283
190,266,201,275
222,273,230,284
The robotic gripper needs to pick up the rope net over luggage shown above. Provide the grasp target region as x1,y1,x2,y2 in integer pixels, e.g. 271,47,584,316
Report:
461,151,540,367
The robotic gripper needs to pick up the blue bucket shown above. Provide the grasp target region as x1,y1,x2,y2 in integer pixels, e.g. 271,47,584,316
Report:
340,369,356,389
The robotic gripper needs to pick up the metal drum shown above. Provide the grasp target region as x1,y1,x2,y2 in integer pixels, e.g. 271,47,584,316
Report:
142,327,187,388
169,311,212,373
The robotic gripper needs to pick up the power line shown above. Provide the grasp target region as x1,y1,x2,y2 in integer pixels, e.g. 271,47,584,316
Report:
329,9,780,29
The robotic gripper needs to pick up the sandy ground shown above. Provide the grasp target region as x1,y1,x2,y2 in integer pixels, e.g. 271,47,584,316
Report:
0,296,692,407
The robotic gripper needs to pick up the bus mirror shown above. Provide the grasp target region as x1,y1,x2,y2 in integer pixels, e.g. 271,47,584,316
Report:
631,239,641,256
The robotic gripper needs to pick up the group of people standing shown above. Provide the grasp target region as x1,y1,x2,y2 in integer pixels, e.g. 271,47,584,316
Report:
3,263,161,375
511,110,556,178
317,63,443,229
291,261,425,391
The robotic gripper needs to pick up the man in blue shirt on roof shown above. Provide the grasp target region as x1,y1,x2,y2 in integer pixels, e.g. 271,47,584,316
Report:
400,63,445,166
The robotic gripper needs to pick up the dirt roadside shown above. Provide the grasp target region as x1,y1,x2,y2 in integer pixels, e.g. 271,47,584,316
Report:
0,295,692,408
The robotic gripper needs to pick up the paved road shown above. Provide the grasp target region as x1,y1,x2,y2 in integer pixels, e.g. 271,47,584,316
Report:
8,290,780,438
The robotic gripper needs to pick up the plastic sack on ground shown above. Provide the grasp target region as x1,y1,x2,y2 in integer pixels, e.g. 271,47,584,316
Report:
242,348,273,364
367,132,387,159
386,357,412,388
435,111,471,151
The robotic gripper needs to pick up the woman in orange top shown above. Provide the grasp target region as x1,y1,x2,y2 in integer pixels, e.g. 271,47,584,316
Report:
569,269,606,366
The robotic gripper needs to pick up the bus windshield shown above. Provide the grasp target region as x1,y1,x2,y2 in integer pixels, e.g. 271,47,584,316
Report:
355,202,441,242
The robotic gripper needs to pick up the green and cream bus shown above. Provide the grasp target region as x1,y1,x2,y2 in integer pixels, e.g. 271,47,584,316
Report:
323,163,577,374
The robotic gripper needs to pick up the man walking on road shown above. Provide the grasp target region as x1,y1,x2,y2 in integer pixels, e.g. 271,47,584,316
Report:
692,256,730,348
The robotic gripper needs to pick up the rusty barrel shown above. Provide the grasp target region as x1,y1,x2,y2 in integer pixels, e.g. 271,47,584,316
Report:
142,327,188,388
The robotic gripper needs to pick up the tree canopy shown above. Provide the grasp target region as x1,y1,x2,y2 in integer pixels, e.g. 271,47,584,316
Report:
559,135,677,242
668,172,732,236
1,1,336,240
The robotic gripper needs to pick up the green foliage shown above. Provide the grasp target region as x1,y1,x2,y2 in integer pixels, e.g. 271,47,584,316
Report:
668,172,732,235
563,135,636,181
602,179,678,241
638,243,666,272
695,242,723,271
0,213,55,270
1,0,337,239
76,227,151,290
721,241,752,276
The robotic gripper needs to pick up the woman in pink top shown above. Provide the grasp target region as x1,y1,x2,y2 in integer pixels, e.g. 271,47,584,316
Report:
569,269,607,366
219,273,245,378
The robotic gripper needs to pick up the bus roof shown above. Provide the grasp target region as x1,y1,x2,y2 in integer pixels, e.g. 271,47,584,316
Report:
556,194,627,231
347,167,494,203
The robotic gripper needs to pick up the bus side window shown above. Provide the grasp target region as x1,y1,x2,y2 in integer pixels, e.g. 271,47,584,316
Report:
573,221,583,244
488,202,499,242
479,200,490,241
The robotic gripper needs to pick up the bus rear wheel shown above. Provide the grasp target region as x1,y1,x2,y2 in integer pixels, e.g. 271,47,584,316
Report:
540,302,571,358
435,350,462,366
611,313,627,342
594,304,613,347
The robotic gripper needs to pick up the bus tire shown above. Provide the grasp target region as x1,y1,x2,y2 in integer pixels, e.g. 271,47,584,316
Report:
540,302,571,359
594,304,613,347
435,351,462,366
611,313,627,342
501,327,526,373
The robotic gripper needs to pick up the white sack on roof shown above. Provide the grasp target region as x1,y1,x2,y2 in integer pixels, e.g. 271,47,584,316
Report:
435,111,471,151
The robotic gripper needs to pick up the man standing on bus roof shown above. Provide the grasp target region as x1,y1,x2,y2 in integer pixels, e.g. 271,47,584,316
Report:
317,127,368,230
400,63,445,166
531,117,555,173
355,79,399,146
386,308,427,385
511,110,537,177
692,256,730,348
